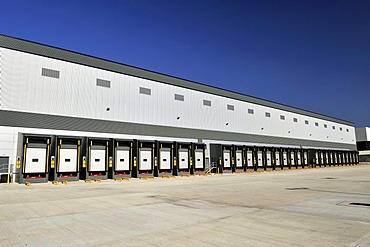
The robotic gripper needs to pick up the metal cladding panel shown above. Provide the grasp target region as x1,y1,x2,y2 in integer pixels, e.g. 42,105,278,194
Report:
223,151,231,168
25,147,46,173
194,150,204,169
275,152,280,166
247,151,253,167
159,150,171,170
257,151,263,167
0,34,354,126
179,150,188,169
116,150,130,171
139,150,152,170
90,150,106,171
59,148,77,172
0,47,357,149
236,151,243,167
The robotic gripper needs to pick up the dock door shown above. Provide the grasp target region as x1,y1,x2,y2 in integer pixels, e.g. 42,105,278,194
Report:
134,140,156,178
256,147,264,171
81,138,109,180
16,135,51,183
222,146,233,173
233,146,244,172
174,142,192,176
110,139,133,179
282,149,289,169
246,147,254,171
265,148,273,170
52,136,81,182
274,148,282,170
155,141,173,177
193,143,206,175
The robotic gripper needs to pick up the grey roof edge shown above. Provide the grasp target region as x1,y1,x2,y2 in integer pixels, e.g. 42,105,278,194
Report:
0,34,354,126
0,110,357,150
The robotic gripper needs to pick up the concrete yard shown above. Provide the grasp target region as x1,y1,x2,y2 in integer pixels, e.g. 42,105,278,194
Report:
1,166,370,247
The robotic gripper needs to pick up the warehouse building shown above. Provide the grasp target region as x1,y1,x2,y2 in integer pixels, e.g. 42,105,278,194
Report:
0,34,358,183
356,127,370,163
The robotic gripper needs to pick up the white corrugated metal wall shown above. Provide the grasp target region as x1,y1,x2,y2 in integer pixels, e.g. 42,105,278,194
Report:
0,47,356,145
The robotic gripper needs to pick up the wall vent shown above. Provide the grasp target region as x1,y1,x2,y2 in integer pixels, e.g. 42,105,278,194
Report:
96,78,111,88
140,87,151,95
174,94,184,101
203,99,211,106
227,104,234,111
41,68,60,78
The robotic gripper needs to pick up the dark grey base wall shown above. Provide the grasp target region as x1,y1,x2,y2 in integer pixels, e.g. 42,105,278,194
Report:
0,109,356,150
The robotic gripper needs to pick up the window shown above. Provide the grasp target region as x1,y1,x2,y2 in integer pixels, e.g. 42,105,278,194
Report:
332,126,335,130
41,68,60,78
315,122,319,127
174,94,184,101
340,127,343,131
139,87,151,95
305,120,309,125
227,104,234,111
203,99,211,106
265,112,271,118
324,124,328,128
96,78,111,88
346,129,349,132
280,115,285,120
248,109,254,114
293,118,298,123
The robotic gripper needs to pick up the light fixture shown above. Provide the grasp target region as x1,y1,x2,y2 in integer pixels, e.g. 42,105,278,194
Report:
177,116,180,120
226,123,229,126
261,127,264,130
106,107,110,112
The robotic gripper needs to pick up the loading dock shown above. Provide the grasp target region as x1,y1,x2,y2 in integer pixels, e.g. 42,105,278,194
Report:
192,143,206,175
303,150,309,168
16,134,51,183
273,148,282,170
290,150,296,169
246,147,254,171
50,136,82,182
282,149,289,169
265,148,273,170
134,140,156,178
233,145,244,172
338,152,343,165
173,142,192,176
109,139,133,179
81,137,109,181
296,149,302,168
210,144,233,173
155,141,173,177
256,147,264,171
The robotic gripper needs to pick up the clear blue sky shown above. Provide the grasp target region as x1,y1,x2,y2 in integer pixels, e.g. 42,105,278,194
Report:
1,0,369,127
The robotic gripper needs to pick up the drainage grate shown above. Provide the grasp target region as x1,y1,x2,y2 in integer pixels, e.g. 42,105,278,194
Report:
349,202,370,207
286,187,309,190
